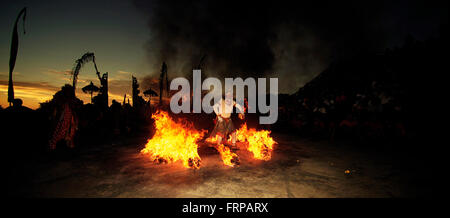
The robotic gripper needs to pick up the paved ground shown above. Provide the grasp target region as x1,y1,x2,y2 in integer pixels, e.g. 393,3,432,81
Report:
10,134,422,198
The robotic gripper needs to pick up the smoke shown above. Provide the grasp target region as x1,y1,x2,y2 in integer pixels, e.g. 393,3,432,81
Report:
141,75,159,91
133,0,448,93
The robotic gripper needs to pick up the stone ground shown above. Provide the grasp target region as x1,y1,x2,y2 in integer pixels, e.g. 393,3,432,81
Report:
9,133,424,198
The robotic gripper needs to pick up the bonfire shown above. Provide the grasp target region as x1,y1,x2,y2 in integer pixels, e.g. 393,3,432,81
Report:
141,110,205,169
206,123,276,162
234,123,275,161
141,110,276,168
216,144,240,167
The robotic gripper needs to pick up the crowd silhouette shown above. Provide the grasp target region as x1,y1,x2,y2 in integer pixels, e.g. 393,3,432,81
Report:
274,31,447,147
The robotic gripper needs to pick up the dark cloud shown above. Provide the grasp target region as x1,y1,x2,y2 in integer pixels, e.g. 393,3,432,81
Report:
133,0,448,93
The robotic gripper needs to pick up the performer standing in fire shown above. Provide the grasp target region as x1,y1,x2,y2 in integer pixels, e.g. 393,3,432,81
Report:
210,91,245,149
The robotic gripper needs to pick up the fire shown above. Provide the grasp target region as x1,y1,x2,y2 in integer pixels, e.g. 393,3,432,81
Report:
205,123,276,161
205,135,221,144
216,144,240,167
235,123,275,161
205,135,240,167
142,111,276,169
141,110,204,169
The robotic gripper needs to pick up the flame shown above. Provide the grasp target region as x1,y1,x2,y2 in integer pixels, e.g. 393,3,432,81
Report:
205,135,220,144
142,111,276,169
205,122,276,161
235,123,276,161
141,110,204,169
216,144,240,167
205,135,240,167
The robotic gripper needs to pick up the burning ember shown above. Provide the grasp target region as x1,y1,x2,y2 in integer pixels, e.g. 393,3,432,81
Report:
235,123,276,161
141,110,205,169
215,144,240,167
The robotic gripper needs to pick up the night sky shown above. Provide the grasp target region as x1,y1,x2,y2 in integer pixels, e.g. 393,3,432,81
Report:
1,0,447,109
